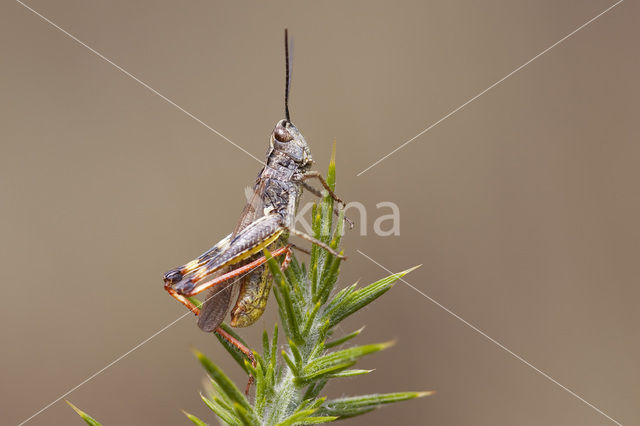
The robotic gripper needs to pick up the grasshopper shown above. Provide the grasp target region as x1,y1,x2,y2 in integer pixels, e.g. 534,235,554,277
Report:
163,30,349,371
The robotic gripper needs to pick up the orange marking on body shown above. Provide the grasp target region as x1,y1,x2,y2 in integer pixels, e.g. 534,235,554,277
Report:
186,244,292,296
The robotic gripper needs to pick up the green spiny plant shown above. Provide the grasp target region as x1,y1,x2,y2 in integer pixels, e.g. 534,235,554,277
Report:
70,147,431,425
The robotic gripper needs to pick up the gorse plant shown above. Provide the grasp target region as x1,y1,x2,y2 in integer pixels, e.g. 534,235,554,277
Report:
70,147,430,425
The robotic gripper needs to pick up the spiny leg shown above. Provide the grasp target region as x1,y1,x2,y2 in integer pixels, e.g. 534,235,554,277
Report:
300,171,346,206
291,244,311,256
164,284,200,314
301,181,354,229
281,246,292,270
287,227,346,259
163,284,255,371
166,278,257,395
165,246,293,395
215,326,257,395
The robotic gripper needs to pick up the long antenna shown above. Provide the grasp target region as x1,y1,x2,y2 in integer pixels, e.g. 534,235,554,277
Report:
284,29,291,121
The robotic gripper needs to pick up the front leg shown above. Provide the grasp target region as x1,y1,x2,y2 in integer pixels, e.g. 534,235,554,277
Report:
300,176,354,229
299,171,346,206
286,227,347,260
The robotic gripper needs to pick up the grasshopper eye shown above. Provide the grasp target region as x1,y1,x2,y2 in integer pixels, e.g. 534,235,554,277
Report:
274,124,293,143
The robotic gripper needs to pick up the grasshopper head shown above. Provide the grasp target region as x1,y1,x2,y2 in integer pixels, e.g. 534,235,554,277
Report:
267,31,312,170
268,119,312,168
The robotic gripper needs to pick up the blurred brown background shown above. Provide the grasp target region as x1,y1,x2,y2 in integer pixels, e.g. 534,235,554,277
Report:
1,1,638,425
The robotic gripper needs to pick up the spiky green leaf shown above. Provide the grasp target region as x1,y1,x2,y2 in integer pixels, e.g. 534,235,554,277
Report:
200,393,240,426
326,266,420,327
265,249,301,342
328,369,374,378
325,326,364,348
319,391,434,419
304,342,393,376
297,416,339,424
183,411,208,426
66,401,101,426
193,350,256,423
